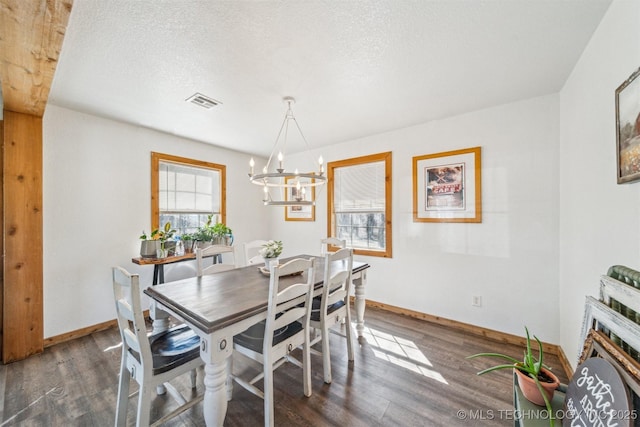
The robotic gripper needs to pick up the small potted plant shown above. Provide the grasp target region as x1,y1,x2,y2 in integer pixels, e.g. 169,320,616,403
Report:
181,233,195,253
467,327,560,426
155,221,176,258
139,229,160,258
259,240,283,270
211,222,233,245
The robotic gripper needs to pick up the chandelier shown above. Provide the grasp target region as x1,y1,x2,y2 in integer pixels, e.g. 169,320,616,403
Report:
248,97,326,206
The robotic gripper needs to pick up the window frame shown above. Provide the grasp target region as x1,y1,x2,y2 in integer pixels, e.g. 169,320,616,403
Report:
327,151,392,258
151,152,226,232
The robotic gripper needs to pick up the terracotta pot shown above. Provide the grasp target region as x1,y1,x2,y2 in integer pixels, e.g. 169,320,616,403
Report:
515,367,559,406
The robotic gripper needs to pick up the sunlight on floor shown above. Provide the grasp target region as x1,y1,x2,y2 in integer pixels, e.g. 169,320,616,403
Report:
362,326,449,384
104,342,123,352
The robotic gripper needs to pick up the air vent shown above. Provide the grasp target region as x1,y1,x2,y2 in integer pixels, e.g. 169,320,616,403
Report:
186,93,221,109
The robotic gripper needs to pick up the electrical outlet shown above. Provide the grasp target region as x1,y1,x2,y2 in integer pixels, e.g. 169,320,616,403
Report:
472,296,482,307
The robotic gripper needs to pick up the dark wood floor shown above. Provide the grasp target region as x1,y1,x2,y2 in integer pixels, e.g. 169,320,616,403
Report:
0,307,569,426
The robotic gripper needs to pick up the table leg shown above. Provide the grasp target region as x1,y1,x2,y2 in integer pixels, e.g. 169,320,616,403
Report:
149,300,171,334
150,265,170,333
203,360,228,427
152,265,159,286
353,269,367,337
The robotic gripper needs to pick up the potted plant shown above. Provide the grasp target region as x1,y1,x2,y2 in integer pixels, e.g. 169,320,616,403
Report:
211,222,233,245
193,214,233,248
139,229,160,258
181,233,195,253
155,221,176,258
467,327,560,426
259,240,283,270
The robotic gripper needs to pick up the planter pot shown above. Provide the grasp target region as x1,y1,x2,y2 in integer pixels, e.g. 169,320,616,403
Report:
183,240,195,253
263,257,280,271
212,235,233,246
156,247,169,259
196,240,211,250
164,241,176,256
515,367,559,406
140,240,160,258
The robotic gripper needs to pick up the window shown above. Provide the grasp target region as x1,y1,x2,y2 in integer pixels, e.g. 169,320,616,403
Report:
327,152,392,258
151,152,226,236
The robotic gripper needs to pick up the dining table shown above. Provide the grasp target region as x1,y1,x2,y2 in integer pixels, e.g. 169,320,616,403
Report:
144,254,370,427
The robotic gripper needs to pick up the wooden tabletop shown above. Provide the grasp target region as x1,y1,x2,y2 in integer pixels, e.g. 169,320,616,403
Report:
132,253,196,265
144,254,370,334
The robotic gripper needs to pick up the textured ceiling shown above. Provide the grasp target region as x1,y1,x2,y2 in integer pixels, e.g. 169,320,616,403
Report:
47,0,612,157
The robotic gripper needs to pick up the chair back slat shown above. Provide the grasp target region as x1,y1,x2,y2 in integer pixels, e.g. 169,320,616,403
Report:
274,306,307,330
123,329,142,354
320,237,346,255
197,245,237,276
243,240,269,266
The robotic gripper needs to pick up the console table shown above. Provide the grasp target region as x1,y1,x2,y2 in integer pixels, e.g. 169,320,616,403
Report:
132,253,197,285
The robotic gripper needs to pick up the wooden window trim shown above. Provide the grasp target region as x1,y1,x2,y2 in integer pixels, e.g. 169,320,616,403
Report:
151,152,227,231
327,151,392,258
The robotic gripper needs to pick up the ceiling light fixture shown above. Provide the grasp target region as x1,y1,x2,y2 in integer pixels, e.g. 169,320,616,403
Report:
248,97,326,206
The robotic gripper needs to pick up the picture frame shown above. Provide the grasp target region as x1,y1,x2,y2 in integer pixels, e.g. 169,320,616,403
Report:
412,146,481,223
284,176,315,221
579,295,640,359
615,67,640,184
579,329,640,397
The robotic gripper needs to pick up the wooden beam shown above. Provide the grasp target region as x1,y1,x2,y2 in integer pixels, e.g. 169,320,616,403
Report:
3,110,43,363
0,0,73,116
0,119,3,358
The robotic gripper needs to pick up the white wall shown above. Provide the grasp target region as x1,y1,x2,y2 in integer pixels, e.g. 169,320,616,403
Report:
42,105,267,338
559,0,640,368
271,94,561,342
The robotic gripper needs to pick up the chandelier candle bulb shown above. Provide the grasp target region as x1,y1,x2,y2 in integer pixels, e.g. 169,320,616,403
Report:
277,152,283,172
319,156,324,174
249,158,255,176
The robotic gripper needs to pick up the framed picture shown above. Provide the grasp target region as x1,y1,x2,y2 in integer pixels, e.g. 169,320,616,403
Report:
616,67,640,184
284,176,315,221
412,146,481,223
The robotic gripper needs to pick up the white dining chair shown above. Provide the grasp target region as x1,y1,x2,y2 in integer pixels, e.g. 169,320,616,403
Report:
320,237,346,255
243,239,269,266
112,266,203,427
231,258,315,427
196,244,237,276
309,248,354,383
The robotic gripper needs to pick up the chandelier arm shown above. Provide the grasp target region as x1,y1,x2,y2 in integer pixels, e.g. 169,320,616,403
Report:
290,116,320,166
265,111,290,170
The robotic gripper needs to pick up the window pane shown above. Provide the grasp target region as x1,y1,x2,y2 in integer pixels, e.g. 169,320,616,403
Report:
175,192,195,209
156,158,223,236
335,161,385,211
195,194,212,211
176,172,195,192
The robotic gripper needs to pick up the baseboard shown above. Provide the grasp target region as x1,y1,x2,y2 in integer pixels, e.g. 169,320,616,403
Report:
362,298,574,379
44,318,118,347
43,309,150,348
